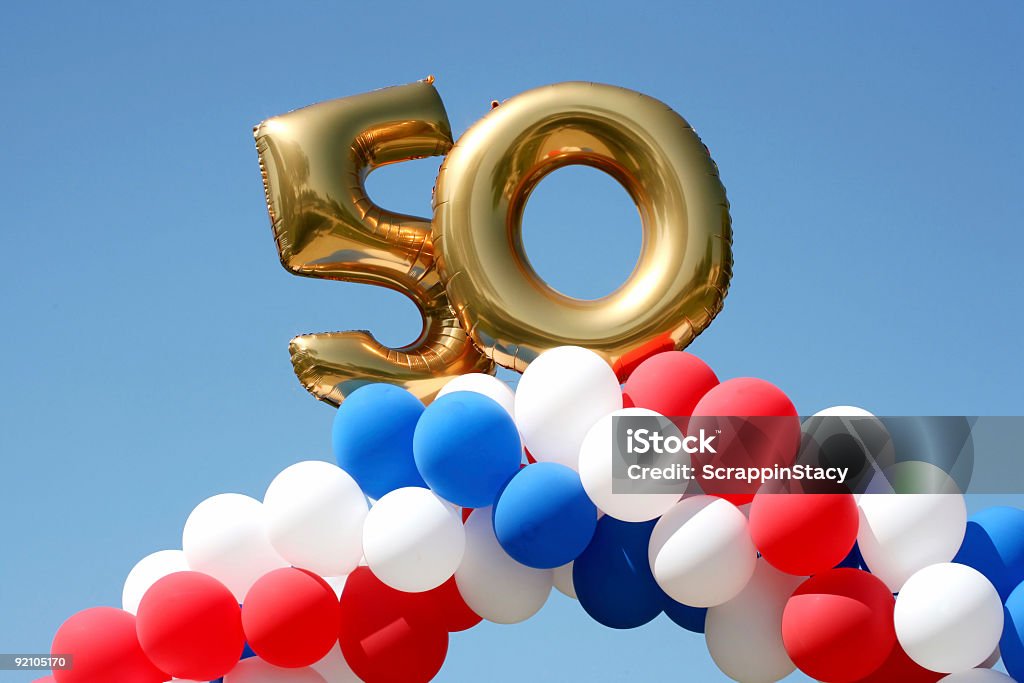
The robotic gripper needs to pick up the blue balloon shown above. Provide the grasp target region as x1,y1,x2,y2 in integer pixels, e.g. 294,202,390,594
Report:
331,383,426,499
492,462,597,569
954,506,1024,602
663,600,707,634
573,517,666,629
413,391,522,508
836,541,866,570
1001,579,1024,680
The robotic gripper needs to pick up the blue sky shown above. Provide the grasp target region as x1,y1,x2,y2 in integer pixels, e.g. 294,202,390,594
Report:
1,2,1023,681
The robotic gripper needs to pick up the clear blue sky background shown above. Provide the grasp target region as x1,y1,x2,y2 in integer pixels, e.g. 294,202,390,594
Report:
2,2,1023,681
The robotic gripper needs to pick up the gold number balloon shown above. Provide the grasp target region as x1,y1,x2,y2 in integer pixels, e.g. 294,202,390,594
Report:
433,82,732,379
256,80,732,403
254,80,493,406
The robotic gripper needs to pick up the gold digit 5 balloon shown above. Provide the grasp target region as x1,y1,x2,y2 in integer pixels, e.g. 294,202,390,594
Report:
254,80,493,406
433,82,732,379
255,80,732,403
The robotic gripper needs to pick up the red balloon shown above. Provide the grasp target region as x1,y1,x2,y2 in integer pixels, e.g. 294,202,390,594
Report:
612,333,676,379
339,567,448,683
689,377,800,505
851,639,943,683
622,351,719,417
402,576,482,632
749,493,859,575
782,568,896,683
242,568,341,668
136,571,244,680
51,607,166,683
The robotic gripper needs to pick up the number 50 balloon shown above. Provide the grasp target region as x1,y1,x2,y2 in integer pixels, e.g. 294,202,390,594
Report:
255,78,731,406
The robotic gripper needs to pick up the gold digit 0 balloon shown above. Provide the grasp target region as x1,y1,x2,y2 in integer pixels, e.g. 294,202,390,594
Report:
433,82,732,378
254,80,493,406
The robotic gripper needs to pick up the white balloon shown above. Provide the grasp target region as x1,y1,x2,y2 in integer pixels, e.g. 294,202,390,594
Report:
812,405,876,418
224,658,326,682
940,670,1016,682
183,493,288,602
705,559,803,683
578,408,682,522
362,487,465,592
804,406,893,505
311,643,361,683
263,460,368,576
552,562,577,600
895,563,1004,674
514,346,622,469
649,496,757,608
858,465,967,591
455,508,553,623
122,549,188,614
437,373,516,419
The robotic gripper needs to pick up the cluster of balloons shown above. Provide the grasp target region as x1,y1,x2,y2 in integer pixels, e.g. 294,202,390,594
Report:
46,347,1024,682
